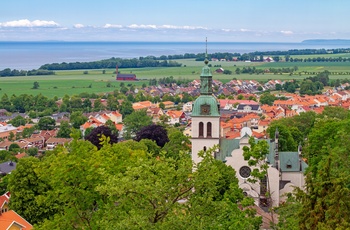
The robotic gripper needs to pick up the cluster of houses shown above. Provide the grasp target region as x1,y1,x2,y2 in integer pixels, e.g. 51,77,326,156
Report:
1,80,350,157
142,79,293,97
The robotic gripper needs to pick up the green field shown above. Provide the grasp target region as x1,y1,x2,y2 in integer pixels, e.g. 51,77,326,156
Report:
1,58,350,98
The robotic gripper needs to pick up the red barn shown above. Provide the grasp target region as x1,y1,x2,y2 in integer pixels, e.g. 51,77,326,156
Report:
115,65,137,81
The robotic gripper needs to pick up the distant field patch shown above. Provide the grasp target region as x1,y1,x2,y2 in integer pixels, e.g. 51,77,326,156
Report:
2,57,350,98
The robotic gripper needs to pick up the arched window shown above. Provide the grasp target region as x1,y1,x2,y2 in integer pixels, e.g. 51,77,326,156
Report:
199,122,204,137
207,122,212,137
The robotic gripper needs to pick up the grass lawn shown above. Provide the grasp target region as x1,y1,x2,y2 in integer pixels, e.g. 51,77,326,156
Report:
2,57,350,98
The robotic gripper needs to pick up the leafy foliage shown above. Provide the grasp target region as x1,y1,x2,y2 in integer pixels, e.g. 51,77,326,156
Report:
135,124,169,147
9,136,261,229
38,116,55,130
85,125,118,149
123,109,152,140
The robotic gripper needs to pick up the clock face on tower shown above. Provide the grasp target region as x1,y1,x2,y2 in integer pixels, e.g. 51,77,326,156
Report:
200,104,210,115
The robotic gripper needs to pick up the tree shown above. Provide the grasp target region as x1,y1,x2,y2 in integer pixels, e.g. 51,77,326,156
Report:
105,119,119,136
8,135,262,229
27,147,38,156
242,137,276,224
275,83,282,91
22,126,36,138
162,127,191,159
38,116,56,130
123,110,152,140
9,143,20,152
70,111,88,129
32,81,39,89
8,115,26,127
159,102,165,110
267,123,297,151
93,98,105,112
8,132,15,141
259,92,277,106
8,157,57,225
56,120,71,138
85,125,118,149
135,124,169,148
106,95,118,111
297,118,350,229
119,100,134,117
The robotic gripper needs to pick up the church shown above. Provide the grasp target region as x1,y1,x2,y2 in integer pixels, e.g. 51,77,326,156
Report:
191,56,307,208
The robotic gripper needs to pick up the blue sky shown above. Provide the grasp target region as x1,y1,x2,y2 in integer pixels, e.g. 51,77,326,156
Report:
0,0,349,42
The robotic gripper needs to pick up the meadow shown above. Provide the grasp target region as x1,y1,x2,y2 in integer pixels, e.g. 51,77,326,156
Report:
1,57,350,98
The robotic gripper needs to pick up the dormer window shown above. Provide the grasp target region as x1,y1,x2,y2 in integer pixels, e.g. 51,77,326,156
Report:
286,160,292,169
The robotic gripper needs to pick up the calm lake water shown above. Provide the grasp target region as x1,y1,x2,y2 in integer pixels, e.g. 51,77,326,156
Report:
1,41,350,70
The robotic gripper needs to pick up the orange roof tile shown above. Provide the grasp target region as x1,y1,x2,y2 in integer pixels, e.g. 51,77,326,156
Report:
15,153,27,159
0,193,9,209
166,110,184,118
115,124,123,131
0,210,33,230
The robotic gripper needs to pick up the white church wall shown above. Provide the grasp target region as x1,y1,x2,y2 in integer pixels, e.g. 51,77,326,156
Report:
281,172,305,189
267,167,281,207
191,138,220,165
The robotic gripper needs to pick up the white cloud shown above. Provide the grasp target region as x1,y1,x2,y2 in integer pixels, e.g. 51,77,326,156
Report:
103,24,123,28
74,24,85,28
160,25,207,30
0,19,59,27
128,24,157,29
240,29,251,32
124,24,207,30
281,30,293,35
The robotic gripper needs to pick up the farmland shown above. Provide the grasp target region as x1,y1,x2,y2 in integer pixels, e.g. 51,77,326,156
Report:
1,57,350,98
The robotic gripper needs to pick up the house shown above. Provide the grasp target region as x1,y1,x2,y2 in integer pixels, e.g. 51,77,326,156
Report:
46,137,72,150
147,107,164,123
165,110,186,125
21,136,45,149
182,102,193,112
237,104,262,114
115,65,137,81
31,130,57,142
0,192,10,213
161,101,175,109
0,210,33,230
215,68,224,73
0,124,17,141
132,101,154,111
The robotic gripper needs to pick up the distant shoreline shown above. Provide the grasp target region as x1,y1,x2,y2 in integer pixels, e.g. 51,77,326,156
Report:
302,39,350,44
2,41,350,70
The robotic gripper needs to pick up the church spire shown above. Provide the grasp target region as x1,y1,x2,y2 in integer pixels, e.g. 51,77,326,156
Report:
200,37,212,95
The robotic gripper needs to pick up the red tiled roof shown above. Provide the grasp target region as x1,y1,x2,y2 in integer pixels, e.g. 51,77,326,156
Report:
0,210,33,230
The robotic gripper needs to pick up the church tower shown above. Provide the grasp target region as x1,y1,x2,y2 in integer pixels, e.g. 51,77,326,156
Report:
191,42,220,164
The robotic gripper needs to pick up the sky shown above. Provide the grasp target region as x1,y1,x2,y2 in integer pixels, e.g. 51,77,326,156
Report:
0,0,349,42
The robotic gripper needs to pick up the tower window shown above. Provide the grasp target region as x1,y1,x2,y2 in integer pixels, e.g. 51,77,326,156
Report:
203,146,207,151
199,122,204,137
207,122,212,137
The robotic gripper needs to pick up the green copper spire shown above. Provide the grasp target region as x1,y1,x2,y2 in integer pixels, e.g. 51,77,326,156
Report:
192,38,220,117
200,37,212,95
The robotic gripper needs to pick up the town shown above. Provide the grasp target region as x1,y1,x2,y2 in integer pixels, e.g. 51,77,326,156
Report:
1,56,350,228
